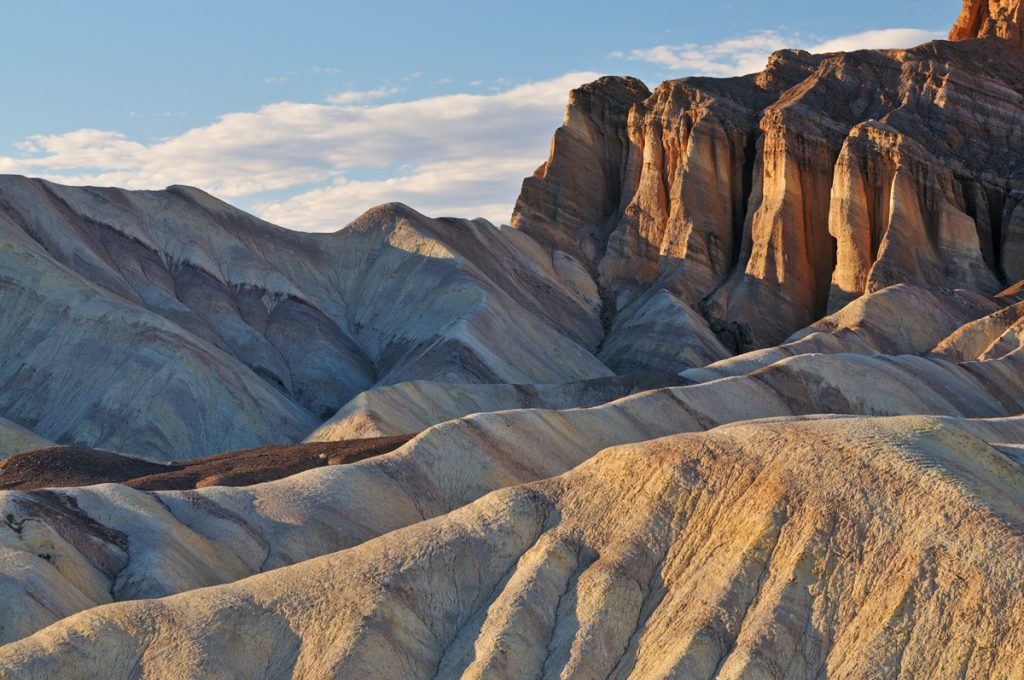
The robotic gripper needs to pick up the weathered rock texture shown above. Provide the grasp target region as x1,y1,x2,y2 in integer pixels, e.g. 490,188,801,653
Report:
1,7,1024,678
513,35,1024,351
0,180,609,459
307,373,687,441
0,436,411,491
0,293,1021,646
0,420,50,461
683,284,1005,382
951,0,1024,45
3,416,1024,678
6,23,1023,458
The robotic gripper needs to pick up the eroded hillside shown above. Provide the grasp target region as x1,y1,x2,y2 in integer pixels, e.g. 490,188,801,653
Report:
0,1,1023,678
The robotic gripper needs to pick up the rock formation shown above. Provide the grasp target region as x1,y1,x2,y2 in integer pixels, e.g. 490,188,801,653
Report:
3,21,1023,456
0,282,1021,646
0,436,411,491
0,4,1022,678
951,0,1024,45
3,416,1024,678
0,419,49,460
513,28,1024,351
307,373,687,441
0,180,609,459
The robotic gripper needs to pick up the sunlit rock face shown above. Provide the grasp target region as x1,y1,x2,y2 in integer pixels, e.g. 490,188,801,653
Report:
1,279,1023,651
950,0,1024,46
5,22,1022,457
5,415,1024,679
513,38,1024,351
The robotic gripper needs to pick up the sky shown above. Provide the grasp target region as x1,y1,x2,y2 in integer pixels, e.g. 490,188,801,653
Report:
0,1,961,231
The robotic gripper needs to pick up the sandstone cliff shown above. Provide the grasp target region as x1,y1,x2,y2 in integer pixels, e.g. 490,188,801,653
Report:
951,0,1024,45
513,32,1024,351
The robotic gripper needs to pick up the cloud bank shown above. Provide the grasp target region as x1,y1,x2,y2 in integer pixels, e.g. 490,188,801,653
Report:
618,28,944,78
0,27,942,232
0,73,599,231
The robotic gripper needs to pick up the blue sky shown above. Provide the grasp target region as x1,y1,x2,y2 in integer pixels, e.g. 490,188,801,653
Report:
0,1,960,230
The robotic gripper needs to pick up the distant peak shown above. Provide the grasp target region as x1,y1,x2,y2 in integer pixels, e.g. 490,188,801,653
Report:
950,0,1023,47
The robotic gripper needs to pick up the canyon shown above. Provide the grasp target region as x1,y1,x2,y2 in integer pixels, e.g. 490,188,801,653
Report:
0,0,1022,677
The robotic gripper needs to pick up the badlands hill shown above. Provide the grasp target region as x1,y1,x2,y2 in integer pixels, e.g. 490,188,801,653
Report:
0,0,1023,677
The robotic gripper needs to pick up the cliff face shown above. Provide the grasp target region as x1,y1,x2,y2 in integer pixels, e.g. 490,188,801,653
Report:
951,0,1024,46
513,37,1024,350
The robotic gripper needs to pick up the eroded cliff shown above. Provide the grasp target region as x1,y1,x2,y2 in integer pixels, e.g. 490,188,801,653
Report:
513,30,1024,350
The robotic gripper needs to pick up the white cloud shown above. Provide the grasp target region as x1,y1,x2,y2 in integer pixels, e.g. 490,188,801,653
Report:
326,86,403,105
0,72,600,231
808,28,944,53
1,27,944,234
617,27,944,77
255,155,539,230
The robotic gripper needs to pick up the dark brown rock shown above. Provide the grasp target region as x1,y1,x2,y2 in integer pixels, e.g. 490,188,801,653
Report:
0,436,413,491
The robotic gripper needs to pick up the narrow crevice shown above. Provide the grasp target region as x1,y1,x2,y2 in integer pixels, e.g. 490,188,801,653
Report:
607,504,694,679
593,280,618,356
430,498,550,680
961,178,1009,287
536,541,592,680
733,131,760,271
710,504,790,678
988,185,1007,286
869,158,894,263
539,544,600,679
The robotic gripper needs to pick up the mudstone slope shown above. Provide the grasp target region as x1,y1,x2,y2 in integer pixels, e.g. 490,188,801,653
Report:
0,1,1023,677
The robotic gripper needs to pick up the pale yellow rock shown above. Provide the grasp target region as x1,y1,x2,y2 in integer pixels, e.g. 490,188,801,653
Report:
685,284,1001,382
3,416,1024,678
951,0,1024,46
933,300,1024,360
1,330,1022,646
307,375,681,441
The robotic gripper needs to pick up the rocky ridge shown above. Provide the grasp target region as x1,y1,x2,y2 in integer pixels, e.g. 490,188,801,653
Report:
513,17,1024,351
3,416,1024,678
0,1,1023,677
0,279,1021,646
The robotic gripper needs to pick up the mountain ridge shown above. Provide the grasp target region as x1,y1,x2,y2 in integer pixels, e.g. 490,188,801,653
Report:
1,4,1024,676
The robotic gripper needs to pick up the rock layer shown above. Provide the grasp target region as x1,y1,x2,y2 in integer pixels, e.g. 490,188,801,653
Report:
0,420,50,461
0,180,609,459
951,0,1024,46
513,40,1024,350
3,416,1024,678
307,373,687,441
0,7,1023,677
0,436,411,492
0,289,1021,646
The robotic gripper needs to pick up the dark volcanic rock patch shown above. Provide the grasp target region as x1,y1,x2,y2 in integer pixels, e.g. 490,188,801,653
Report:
0,436,413,491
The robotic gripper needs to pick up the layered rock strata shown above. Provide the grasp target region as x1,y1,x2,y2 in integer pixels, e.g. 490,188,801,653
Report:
513,34,1024,350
